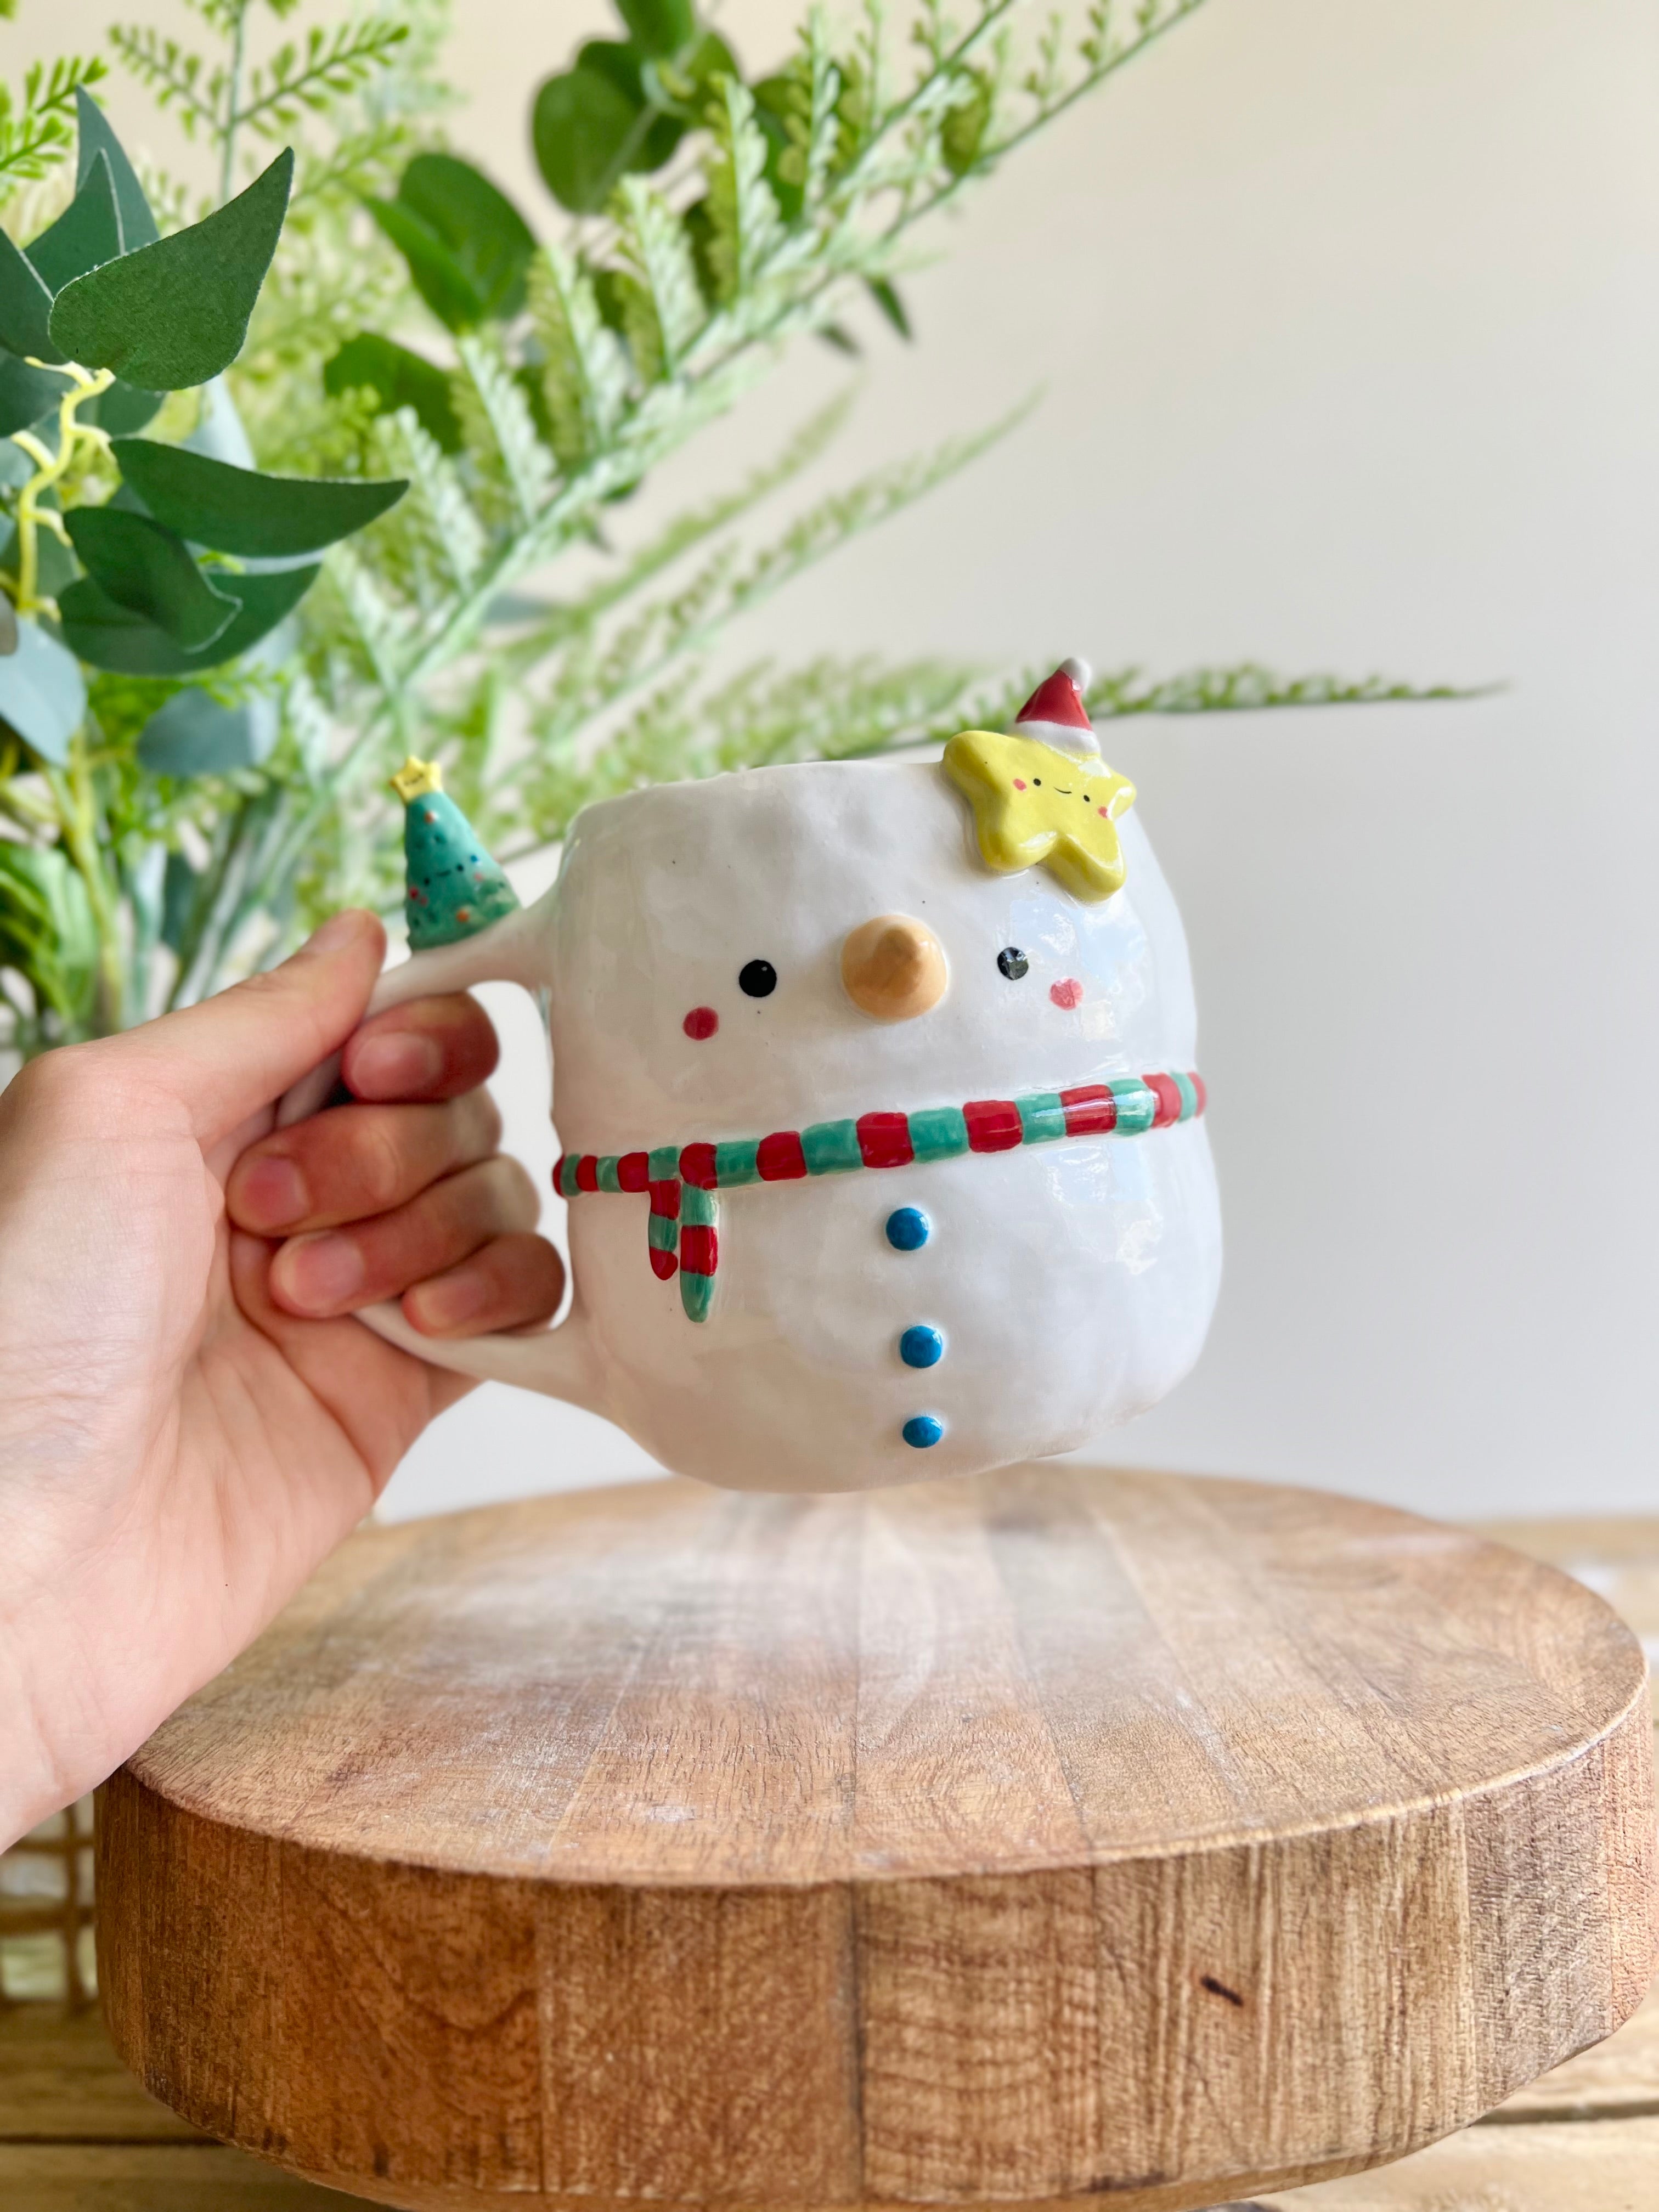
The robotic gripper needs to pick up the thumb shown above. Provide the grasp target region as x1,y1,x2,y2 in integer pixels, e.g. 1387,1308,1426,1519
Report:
120,911,386,1148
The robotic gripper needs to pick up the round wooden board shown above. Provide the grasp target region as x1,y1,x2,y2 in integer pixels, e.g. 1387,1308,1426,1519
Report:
97,1468,1657,2212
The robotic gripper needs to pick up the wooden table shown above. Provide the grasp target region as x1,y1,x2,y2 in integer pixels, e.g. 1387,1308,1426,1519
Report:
4,1493,1657,2210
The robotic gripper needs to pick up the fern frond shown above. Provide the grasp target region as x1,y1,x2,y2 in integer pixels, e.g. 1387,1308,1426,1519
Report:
108,27,221,138
0,55,108,201
364,407,489,608
239,19,411,140
704,78,783,304
502,391,855,658
527,246,630,469
613,178,705,383
454,336,557,529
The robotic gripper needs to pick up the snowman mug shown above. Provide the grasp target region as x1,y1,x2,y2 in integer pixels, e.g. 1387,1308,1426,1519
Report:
284,668,1222,1494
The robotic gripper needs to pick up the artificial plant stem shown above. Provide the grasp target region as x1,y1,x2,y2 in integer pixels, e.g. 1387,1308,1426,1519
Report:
48,746,126,1035
219,2,250,206
8,365,113,611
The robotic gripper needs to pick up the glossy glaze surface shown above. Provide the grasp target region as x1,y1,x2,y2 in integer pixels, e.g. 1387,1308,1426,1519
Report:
358,758,1222,1492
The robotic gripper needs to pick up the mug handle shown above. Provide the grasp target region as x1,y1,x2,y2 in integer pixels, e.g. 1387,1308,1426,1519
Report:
273,906,607,1414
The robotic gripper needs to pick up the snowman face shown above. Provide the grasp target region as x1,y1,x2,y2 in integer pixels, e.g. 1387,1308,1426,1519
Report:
547,759,1198,1148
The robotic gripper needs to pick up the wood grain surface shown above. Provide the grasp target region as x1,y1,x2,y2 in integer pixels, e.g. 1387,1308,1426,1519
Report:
95,1469,1658,2212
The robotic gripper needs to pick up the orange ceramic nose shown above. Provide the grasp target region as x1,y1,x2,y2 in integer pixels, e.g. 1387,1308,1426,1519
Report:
840,914,948,1023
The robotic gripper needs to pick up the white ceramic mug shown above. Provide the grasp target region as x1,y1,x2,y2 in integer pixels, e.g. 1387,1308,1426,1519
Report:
288,743,1221,1494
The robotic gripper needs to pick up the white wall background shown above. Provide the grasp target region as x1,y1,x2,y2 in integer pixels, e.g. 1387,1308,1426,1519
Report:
16,0,1659,1519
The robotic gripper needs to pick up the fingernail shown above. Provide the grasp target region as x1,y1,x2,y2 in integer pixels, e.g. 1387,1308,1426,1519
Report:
407,1267,488,1332
303,910,372,958
235,1153,309,1230
351,1032,442,1097
279,1232,366,1312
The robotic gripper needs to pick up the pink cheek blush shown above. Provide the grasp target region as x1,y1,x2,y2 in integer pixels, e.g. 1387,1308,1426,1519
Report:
683,1006,719,1041
1049,979,1084,1011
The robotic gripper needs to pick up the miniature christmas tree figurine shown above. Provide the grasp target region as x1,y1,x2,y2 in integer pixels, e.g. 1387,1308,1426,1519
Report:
391,756,521,950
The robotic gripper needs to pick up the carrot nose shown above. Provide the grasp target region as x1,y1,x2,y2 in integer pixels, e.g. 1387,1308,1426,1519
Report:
840,915,949,1022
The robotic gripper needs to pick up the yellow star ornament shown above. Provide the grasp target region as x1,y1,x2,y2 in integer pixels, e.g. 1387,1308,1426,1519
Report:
942,730,1137,903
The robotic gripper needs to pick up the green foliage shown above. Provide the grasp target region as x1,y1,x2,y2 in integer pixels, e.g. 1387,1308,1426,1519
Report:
64,506,239,647
0,55,108,206
49,150,294,389
365,153,534,331
0,0,1466,1059
112,438,407,555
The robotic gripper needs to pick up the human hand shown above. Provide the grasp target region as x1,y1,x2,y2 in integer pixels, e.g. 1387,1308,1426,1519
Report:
0,912,562,1847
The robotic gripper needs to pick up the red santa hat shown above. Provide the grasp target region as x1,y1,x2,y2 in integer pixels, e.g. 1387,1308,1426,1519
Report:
1010,656,1098,758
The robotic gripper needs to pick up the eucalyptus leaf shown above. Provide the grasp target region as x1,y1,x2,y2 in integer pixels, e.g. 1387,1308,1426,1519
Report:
0,353,70,438
64,507,239,650
58,562,319,674
616,0,697,58
26,151,123,294
578,41,684,165
84,378,165,436
324,333,461,453
111,439,407,557
138,686,274,776
160,845,198,955
0,516,78,601
398,155,534,319
533,65,647,215
363,196,484,332
0,231,59,362
48,149,294,392
75,86,160,252
0,616,87,764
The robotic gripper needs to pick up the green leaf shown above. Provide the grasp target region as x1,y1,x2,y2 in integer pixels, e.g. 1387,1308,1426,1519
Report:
0,352,69,437
160,846,197,953
75,86,159,250
365,155,534,333
866,276,912,341
0,593,13,656
26,148,122,293
1,514,77,600
58,561,319,674
0,615,87,764
399,155,534,318
111,438,408,557
325,333,461,452
47,148,294,392
363,195,482,332
577,41,684,166
0,229,59,361
138,686,275,775
533,65,647,215
84,377,163,436
616,0,697,58
0,842,98,1029
64,507,239,650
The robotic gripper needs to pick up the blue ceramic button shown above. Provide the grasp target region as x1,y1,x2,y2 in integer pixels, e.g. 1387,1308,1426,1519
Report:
902,1413,944,1449
900,1324,944,1369
885,1206,930,1251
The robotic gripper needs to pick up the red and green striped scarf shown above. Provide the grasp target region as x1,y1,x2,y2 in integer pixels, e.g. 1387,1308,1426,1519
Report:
555,1071,1206,1324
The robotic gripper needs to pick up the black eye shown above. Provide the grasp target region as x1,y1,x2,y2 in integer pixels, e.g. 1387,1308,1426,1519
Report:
997,947,1029,980
738,958,777,998
1032,777,1042,786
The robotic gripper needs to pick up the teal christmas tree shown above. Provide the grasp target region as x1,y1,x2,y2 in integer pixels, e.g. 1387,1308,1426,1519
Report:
392,757,521,950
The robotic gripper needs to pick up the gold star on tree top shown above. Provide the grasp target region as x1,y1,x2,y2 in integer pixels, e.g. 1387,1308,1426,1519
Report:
390,755,444,803
941,730,1137,903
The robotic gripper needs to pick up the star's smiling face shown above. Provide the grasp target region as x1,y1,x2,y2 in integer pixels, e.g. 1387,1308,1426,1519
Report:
548,759,1198,1147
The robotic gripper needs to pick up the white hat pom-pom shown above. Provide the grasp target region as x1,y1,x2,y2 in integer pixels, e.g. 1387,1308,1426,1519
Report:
1059,654,1092,692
